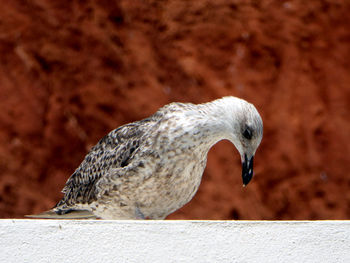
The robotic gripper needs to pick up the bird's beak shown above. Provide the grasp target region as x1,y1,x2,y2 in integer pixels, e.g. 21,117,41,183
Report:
242,154,254,187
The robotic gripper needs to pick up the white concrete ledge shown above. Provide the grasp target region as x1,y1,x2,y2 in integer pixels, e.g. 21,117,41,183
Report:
1,220,349,263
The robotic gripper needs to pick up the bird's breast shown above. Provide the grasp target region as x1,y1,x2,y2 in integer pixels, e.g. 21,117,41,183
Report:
133,150,207,219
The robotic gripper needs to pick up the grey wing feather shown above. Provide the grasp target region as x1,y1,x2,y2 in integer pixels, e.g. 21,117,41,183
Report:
55,111,165,210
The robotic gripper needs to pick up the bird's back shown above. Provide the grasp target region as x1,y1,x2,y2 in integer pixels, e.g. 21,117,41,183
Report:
53,109,167,213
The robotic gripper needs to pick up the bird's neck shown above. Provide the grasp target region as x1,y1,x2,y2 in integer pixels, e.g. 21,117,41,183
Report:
183,100,241,154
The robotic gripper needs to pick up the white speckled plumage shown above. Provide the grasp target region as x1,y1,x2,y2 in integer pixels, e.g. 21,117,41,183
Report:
28,96,263,219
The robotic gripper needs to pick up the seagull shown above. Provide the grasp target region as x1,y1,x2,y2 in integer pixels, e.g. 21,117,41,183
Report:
28,96,263,219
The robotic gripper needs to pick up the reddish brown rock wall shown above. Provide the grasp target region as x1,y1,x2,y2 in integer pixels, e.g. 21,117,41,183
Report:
0,0,349,219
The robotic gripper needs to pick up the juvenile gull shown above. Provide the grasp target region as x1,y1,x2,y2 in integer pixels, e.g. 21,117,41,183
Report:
28,96,263,219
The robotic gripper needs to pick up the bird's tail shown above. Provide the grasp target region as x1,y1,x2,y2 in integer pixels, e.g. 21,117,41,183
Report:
25,209,97,219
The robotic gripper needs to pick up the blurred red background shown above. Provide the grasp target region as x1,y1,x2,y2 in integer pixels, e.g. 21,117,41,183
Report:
0,0,349,219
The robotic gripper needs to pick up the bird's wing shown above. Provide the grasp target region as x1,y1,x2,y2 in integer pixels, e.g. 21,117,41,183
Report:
54,111,165,210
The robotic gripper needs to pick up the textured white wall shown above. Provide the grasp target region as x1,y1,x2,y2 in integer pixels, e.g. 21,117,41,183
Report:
1,220,349,263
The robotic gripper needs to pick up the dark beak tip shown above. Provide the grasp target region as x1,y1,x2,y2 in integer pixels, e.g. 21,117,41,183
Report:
241,155,254,186
242,175,253,187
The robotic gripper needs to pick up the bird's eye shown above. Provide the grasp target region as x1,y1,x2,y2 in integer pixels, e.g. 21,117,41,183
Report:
243,128,252,140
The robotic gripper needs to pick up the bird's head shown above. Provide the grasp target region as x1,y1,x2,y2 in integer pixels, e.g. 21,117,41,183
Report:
217,97,263,186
